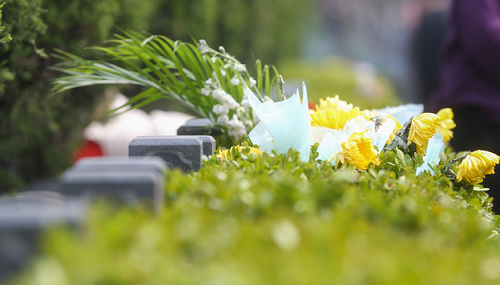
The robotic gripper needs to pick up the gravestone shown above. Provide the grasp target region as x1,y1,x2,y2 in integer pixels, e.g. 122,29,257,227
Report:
58,167,163,214
177,118,223,137
73,156,167,173
129,136,203,172
197,135,216,156
0,192,86,282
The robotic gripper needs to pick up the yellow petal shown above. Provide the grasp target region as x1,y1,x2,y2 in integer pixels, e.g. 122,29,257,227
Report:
216,146,261,161
340,132,380,170
315,95,354,111
436,108,456,142
310,107,362,130
408,113,440,155
456,150,500,185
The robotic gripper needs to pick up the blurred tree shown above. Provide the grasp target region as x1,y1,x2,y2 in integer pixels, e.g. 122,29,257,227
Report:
0,0,11,44
149,0,312,66
0,0,159,192
0,0,313,192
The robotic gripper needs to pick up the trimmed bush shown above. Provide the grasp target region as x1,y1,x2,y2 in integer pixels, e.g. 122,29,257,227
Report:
6,146,500,284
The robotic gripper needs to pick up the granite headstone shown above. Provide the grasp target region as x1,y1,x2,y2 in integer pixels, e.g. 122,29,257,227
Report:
129,136,203,172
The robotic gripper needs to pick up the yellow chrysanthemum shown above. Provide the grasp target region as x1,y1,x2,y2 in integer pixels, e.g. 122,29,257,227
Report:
217,146,261,161
436,108,456,142
315,95,354,111
457,150,500,185
337,132,380,170
360,109,373,121
408,113,440,155
310,107,362,129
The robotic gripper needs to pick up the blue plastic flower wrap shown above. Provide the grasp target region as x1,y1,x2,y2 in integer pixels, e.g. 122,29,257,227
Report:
375,103,424,125
416,132,445,175
247,83,311,161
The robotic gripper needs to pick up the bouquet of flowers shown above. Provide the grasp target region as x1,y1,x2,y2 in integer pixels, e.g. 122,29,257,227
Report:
222,85,500,197
53,32,499,197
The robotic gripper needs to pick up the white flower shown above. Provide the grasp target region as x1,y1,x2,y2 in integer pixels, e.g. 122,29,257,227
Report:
228,115,247,140
213,104,229,115
212,88,225,100
198,40,210,53
241,99,250,108
205,78,213,86
201,86,211,96
212,70,226,77
230,75,240,86
224,63,232,69
249,77,257,88
236,106,246,118
219,46,226,53
217,114,229,125
211,56,217,63
234,63,246,72
219,94,239,110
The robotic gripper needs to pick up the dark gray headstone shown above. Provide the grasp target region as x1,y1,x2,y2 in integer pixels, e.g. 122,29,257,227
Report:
129,136,203,172
73,156,167,174
177,118,223,136
197,135,216,156
58,169,163,213
0,192,86,282
18,179,60,193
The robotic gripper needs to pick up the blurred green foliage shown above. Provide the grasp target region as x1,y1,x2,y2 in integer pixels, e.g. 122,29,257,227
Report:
0,0,313,191
0,0,11,44
7,146,500,284
280,58,401,109
150,0,312,66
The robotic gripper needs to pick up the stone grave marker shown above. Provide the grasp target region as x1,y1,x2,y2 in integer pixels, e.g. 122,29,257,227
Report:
0,192,86,282
58,166,164,213
197,135,216,156
129,136,203,172
177,118,222,137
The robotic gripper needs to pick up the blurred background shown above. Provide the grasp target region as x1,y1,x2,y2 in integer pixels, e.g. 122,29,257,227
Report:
0,0,450,191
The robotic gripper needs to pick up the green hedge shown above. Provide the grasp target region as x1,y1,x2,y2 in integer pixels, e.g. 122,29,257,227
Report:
7,146,500,284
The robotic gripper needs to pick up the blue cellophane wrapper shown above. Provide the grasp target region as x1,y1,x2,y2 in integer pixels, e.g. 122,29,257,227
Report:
247,84,311,161
416,132,445,175
375,103,424,125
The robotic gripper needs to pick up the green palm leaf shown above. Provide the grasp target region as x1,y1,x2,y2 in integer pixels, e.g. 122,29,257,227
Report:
51,32,281,144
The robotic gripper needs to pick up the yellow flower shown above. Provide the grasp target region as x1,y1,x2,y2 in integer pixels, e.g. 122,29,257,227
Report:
315,95,354,111
436,108,456,142
310,107,362,129
457,150,500,185
408,113,440,155
217,146,261,161
337,132,380,170
360,109,373,121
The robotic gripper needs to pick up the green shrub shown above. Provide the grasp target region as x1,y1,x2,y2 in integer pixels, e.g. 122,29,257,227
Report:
0,0,11,44
7,147,500,284
0,0,160,192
